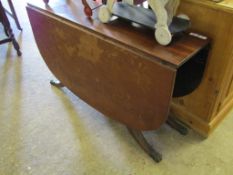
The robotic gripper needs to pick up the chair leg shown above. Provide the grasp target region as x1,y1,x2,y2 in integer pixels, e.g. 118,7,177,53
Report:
5,26,21,56
43,0,50,4
4,25,9,36
7,0,22,30
0,1,21,56
11,36,21,56
127,127,162,162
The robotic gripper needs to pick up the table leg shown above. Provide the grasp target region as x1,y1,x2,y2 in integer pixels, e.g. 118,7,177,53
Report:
50,80,64,88
127,127,162,162
167,116,188,135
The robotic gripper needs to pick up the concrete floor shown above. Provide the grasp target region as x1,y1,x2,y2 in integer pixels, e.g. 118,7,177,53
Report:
1,1,233,175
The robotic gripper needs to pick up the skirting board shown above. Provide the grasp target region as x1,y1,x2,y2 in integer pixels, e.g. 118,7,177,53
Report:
170,97,233,137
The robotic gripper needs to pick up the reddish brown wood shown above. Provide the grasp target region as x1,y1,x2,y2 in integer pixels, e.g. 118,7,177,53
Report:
26,1,209,131
27,0,209,68
27,6,176,130
26,1,211,162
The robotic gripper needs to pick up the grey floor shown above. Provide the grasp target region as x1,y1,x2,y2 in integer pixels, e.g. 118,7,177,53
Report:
0,1,233,175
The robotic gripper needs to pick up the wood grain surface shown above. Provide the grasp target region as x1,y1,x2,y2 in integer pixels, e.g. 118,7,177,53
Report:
26,0,209,131
27,0,208,68
27,6,176,130
171,0,233,136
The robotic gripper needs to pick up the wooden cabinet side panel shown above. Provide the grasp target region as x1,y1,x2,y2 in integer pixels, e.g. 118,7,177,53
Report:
214,49,233,116
228,75,233,98
183,0,233,14
172,1,233,124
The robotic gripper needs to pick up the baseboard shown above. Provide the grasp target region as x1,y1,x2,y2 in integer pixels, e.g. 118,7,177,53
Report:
170,103,210,137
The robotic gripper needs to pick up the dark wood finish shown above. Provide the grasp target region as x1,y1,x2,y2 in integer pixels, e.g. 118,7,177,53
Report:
27,0,208,68
5,0,22,30
127,127,162,162
26,0,210,161
27,6,176,130
50,80,64,88
26,0,209,130
0,1,21,56
167,116,188,135
43,0,49,4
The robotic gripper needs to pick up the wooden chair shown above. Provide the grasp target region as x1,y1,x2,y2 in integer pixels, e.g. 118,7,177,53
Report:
3,0,22,30
0,0,21,56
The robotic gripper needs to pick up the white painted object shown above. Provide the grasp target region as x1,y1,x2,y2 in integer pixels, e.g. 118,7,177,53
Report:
99,0,221,45
98,5,111,23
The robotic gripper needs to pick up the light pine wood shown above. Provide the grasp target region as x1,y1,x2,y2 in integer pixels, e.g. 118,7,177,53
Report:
171,0,233,136
185,0,233,14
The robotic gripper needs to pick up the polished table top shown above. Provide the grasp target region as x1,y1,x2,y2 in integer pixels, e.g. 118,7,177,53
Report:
27,0,209,68
26,0,211,161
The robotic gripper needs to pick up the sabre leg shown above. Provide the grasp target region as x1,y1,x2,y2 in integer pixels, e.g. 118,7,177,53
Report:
167,116,188,135
50,80,64,88
127,127,162,163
